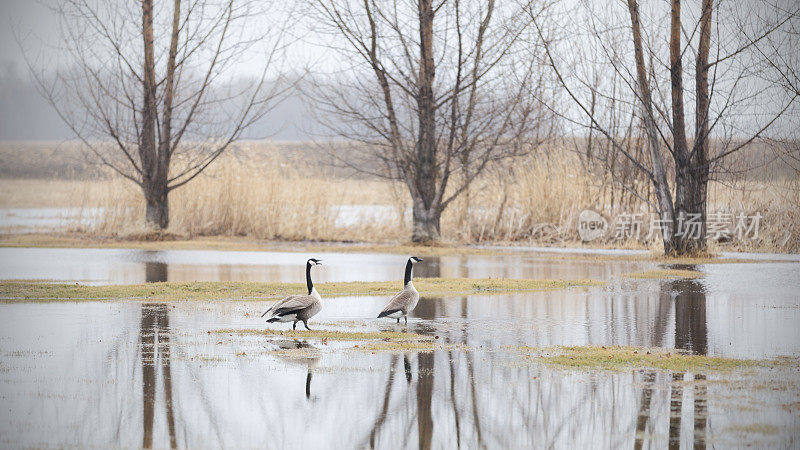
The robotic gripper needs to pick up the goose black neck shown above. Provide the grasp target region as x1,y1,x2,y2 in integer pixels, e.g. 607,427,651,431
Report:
306,262,314,295
404,259,414,286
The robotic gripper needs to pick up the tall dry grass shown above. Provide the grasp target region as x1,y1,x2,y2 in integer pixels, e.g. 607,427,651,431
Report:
66,154,406,242
707,178,800,252
0,178,116,208
4,147,798,252
442,156,596,243
442,153,800,252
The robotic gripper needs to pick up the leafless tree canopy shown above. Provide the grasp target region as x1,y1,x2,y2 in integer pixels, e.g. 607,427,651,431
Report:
29,0,291,229
532,0,799,254
307,0,556,242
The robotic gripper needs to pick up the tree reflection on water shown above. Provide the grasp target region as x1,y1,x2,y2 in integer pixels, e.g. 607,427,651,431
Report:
139,303,176,448
633,273,710,449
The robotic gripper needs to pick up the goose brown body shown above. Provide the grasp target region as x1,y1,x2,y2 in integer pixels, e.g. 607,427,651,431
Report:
378,257,423,324
262,258,323,330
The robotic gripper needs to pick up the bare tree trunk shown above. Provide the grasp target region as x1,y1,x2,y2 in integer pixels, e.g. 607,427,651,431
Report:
672,0,713,254
142,0,181,231
670,0,713,255
627,0,676,253
671,0,708,254
412,0,440,243
411,200,441,243
140,0,168,230
144,186,169,230
695,0,713,236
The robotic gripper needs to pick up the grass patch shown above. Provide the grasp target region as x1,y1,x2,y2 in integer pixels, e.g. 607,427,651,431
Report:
0,278,602,302
216,328,431,342
355,341,470,353
269,348,321,359
219,328,467,354
508,345,761,373
725,424,780,435
623,269,704,279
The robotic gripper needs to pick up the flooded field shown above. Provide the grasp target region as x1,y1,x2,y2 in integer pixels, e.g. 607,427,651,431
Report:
1,248,799,448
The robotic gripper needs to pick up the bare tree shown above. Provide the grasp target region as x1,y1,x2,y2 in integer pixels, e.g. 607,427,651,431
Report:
531,0,798,255
755,3,800,176
308,0,554,242
28,0,290,230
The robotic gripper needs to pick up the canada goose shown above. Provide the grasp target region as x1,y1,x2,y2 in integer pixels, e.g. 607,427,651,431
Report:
377,256,423,324
261,258,323,330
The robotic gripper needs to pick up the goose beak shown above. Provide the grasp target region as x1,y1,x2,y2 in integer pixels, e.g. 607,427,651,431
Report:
316,260,323,265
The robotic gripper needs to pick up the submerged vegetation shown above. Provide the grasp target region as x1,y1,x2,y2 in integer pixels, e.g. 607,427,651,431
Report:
0,277,601,302
507,345,765,373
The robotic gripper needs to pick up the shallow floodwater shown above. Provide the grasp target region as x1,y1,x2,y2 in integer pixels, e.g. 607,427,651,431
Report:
0,247,653,284
1,285,799,448
1,248,799,448
0,207,100,232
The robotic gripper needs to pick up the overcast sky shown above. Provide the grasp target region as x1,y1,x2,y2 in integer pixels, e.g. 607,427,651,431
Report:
0,0,314,141
1,1,67,140
1,0,797,142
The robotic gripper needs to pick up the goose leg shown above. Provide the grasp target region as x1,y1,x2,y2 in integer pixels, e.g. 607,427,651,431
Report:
404,316,408,325
396,318,400,324
293,321,297,330
303,320,312,331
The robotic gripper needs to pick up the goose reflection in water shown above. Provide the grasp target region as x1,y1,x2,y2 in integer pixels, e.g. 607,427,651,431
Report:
270,339,321,400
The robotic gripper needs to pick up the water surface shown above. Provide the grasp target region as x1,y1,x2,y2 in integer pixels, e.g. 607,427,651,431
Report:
0,247,652,284
1,282,799,448
1,248,799,448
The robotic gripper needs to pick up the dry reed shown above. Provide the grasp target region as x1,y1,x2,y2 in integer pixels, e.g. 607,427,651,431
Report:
61,153,406,241
2,148,798,253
